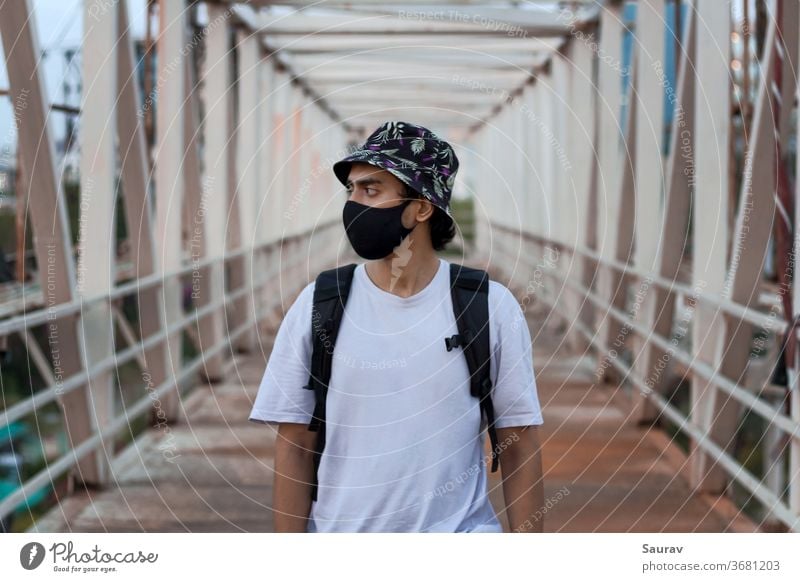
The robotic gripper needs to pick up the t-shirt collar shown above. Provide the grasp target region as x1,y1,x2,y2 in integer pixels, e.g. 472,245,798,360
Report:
357,258,447,307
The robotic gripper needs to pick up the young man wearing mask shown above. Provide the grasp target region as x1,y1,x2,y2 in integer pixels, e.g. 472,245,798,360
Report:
250,121,544,532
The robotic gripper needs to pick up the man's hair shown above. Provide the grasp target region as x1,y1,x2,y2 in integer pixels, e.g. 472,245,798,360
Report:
402,185,456,251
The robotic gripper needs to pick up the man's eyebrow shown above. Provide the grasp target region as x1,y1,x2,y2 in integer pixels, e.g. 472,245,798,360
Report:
346,177,383,188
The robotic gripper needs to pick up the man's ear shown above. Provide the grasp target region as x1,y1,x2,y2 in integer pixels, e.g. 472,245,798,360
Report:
414,198,435,223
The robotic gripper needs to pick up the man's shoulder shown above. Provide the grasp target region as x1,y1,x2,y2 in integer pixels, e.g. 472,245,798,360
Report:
308,263,361,292
297,262,360,305
443,261,495,287
441,261,514,307
487,278,515,306
295,280,316,303
486,279,524,330
284,280,316,320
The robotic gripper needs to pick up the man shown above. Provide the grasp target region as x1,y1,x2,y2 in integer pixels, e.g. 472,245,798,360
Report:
249,121,545,532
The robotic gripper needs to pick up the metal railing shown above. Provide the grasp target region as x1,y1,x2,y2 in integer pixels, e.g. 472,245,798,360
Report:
0,221,341,521
488,222,800,532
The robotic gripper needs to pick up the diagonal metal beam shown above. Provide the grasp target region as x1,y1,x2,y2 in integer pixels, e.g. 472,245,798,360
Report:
0,0,99,485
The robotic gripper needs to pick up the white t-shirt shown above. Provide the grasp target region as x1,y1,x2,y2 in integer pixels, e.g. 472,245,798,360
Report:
249,257,544,532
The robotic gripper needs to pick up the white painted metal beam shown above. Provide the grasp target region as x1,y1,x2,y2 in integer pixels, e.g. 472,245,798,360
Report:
564,38,596,355
304,69,529,83
323,89,507,104
593,0,626,381
288,52,545,69
233,29,263,352
117,0,175,425
688,0,733,492
269,35,560,53
196,3,234,379
154,0,189,405
0,0,98,486
247,4,596,37
633,0,666,271
631,6,696,423
78,0,119,486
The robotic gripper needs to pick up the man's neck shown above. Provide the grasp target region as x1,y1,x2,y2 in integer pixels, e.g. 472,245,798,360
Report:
365,247,440,299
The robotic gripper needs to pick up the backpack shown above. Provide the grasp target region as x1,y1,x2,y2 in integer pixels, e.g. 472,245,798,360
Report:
302,262,499,502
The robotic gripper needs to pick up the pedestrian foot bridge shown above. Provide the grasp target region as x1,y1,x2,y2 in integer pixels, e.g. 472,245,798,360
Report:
0,0,797,532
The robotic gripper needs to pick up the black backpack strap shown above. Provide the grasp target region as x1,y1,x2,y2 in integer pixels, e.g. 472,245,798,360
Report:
302,263,357,501
448,263,500,473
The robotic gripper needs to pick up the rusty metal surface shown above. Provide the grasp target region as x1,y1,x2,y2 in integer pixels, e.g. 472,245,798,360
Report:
31,321,756,533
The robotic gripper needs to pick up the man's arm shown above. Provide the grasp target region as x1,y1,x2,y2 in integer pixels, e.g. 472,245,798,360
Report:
272,422,317,532
496,425,544,532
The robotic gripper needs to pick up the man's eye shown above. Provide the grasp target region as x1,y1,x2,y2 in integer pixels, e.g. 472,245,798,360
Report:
365,187,377,195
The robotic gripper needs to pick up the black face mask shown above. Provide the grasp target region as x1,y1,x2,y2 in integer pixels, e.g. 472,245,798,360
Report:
342,199,416,260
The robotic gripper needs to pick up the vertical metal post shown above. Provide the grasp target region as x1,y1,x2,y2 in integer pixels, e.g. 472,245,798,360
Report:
155,0,188,400
566,39,596,354
116,0,174,423
688,0,733,490
196,4,232,379
594,1,626,375
690,1,781,493
631,6,697,423
628,0,667,400
232,29,262,352
78,0,119,485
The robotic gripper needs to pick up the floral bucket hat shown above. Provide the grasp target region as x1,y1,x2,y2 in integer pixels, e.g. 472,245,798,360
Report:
332,121,459,224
